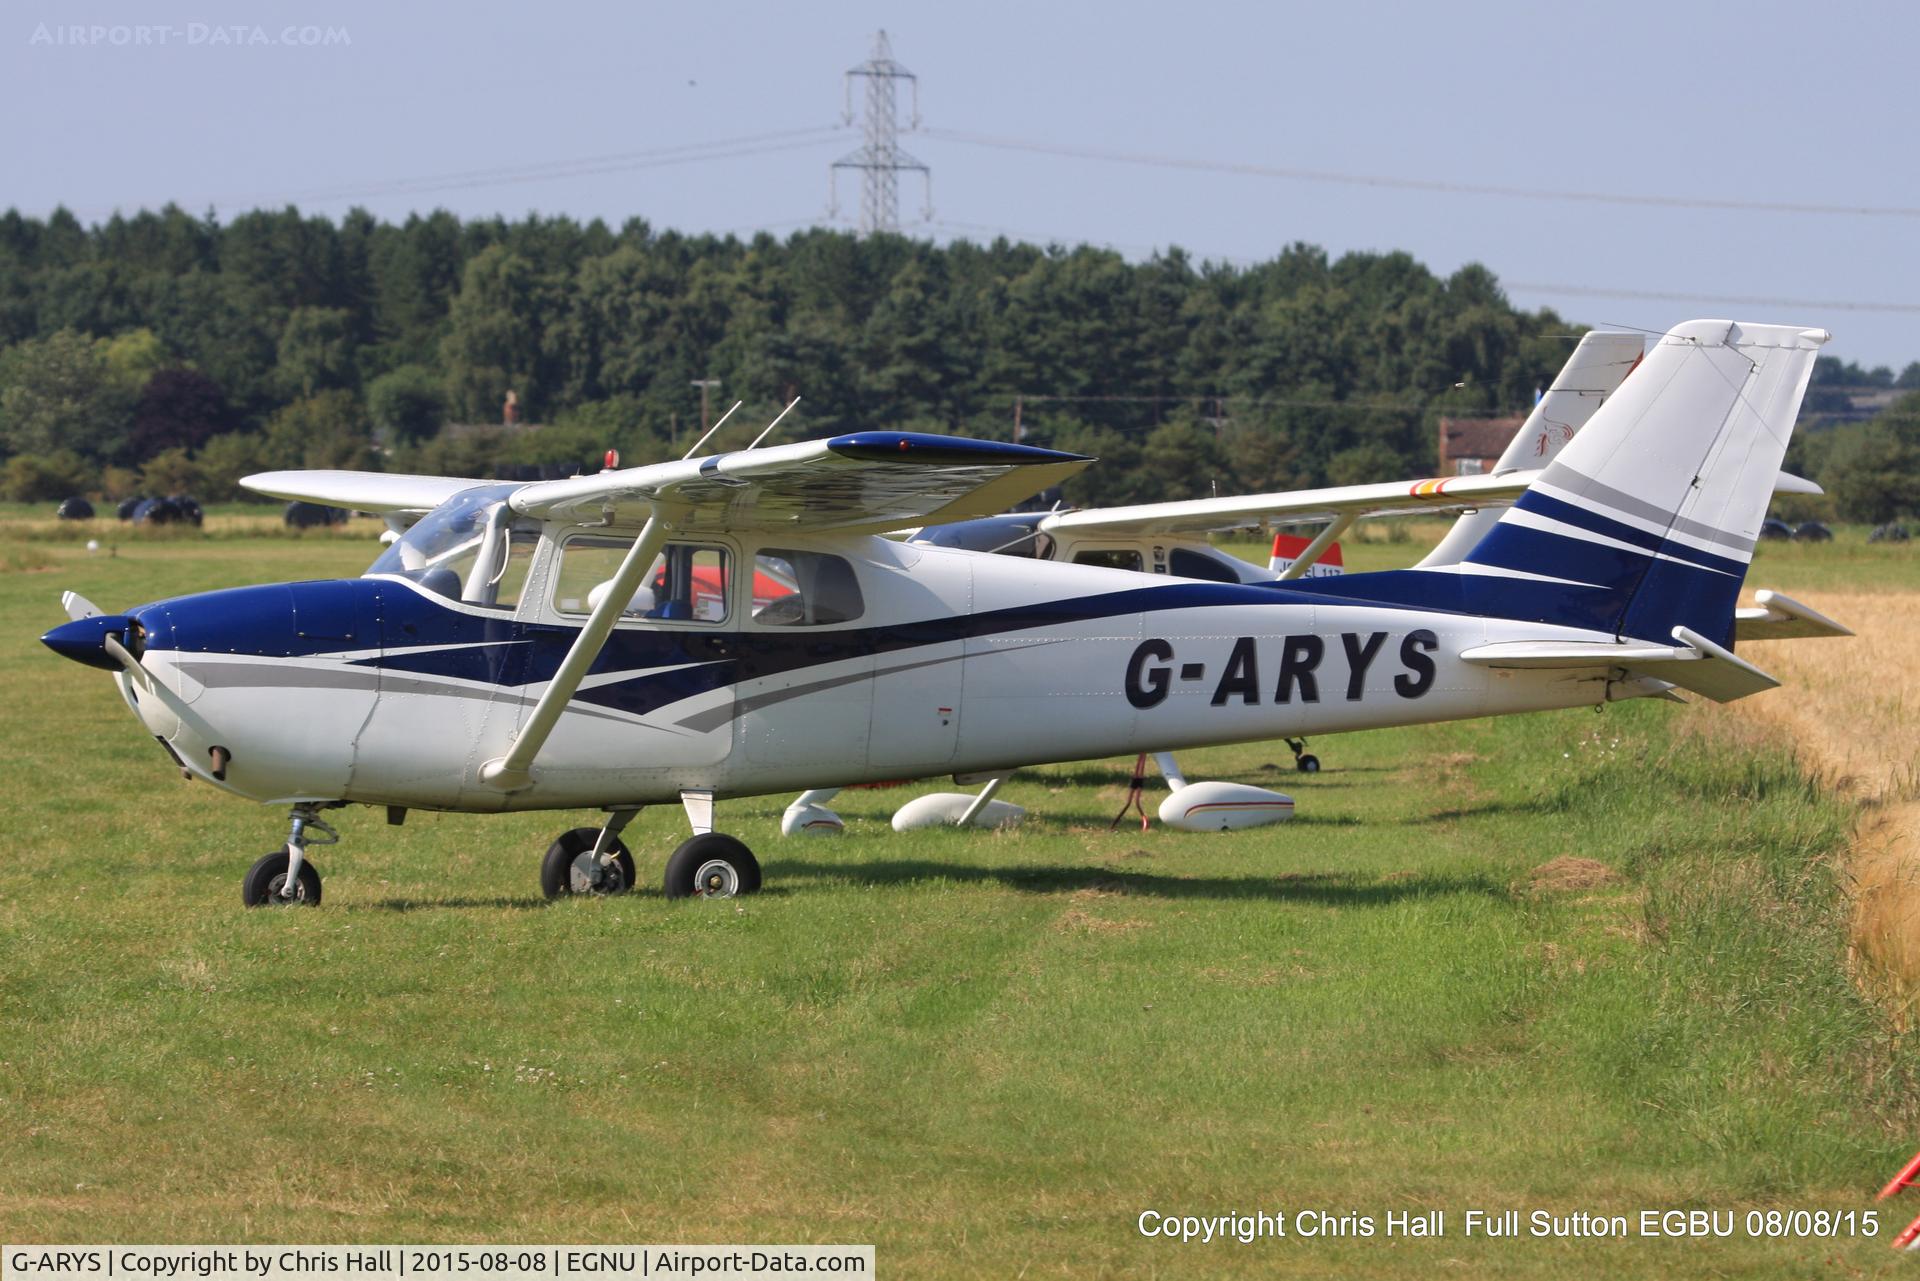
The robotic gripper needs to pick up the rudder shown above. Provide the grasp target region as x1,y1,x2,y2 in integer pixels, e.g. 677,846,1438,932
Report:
1460,320,1827,647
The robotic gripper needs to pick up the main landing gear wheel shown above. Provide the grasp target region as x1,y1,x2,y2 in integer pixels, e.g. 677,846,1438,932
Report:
541,827,637,898
242,851,321,906
663,833,761,900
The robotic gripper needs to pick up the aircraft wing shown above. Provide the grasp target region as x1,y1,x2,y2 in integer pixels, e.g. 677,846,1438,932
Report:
1038,469,1824,541
509,432,1093,535
1039,472,1539,539
241,469,499,515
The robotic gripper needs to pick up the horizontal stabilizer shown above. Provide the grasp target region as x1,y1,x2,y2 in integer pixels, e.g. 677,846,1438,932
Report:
1461,625,1780,703
1773,472,1823,496
1734,589,1853,641
1459,639,1685,669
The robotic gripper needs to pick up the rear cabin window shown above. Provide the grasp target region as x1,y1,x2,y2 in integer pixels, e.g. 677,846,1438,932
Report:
1168,547,1242,583
752,549,865,626
553,538,731,623
1072,548,1144,572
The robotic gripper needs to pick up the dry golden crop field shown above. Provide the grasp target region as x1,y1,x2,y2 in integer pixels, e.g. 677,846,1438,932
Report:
1735,591,1920,1015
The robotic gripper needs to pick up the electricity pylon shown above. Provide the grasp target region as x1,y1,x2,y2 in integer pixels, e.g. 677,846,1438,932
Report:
830,30,931,236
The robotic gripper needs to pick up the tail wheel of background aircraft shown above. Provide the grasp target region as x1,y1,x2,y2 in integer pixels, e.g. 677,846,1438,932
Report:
241,851,322,907
540,827,638,899
662,833,761,900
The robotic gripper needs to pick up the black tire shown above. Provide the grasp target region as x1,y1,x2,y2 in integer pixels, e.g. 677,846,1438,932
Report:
242,851,322,906
1297,754,1321,774
663,833,761,900
540,826,637,899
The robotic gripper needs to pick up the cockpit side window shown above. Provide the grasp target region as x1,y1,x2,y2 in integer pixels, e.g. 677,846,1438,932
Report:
1168,546,1244,583
751,549,865,627
363,483,538,610
1071,547,1144,572
552,537,732,624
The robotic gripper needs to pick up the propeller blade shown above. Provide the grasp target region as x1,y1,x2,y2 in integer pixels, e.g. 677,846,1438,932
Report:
62,591,103,621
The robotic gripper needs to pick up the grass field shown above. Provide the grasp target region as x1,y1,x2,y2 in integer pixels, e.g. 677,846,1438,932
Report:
4,522,1919,1275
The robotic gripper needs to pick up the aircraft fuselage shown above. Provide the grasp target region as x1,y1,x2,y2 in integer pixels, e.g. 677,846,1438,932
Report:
113,533,1628,811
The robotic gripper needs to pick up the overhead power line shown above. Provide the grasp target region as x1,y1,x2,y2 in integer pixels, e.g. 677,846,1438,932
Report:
72,126,850,219
929,219,1919,319
1505,282,1920,316
922,127,1920,221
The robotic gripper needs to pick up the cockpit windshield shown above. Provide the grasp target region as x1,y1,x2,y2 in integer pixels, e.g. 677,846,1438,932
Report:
365,483,537,608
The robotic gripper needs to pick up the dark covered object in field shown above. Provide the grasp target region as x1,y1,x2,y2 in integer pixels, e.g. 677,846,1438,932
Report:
285,501,350,528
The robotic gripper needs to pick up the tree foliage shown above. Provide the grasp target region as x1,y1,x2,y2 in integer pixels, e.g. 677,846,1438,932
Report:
0,329,134,462
1817,392,1920,524
27,204,1901,508
366,364,447,445
2,449,92,501
129,366,241,457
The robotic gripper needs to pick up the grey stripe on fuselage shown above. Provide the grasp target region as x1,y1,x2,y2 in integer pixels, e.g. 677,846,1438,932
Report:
180,634,1074,738
173,658,672,733
672,639,1071,734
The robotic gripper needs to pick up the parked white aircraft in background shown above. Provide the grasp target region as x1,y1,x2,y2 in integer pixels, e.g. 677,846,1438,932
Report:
792,329,1823,835
44,320,1850,905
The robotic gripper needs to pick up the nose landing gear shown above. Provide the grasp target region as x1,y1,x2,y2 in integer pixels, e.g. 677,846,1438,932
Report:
242,803,339,907
541,808,640,898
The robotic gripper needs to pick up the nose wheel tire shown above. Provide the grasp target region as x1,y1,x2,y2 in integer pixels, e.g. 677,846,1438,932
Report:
541,827,638,899
663,833,761,900
1297,754,1320,773
242,851,322,907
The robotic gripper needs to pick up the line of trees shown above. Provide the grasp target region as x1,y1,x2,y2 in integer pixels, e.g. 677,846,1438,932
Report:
1788,390,1920,526
0,204,1582,505
2,203,1915,519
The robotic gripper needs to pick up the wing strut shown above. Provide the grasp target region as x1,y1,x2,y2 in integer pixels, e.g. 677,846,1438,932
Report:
1276,512,1355,581
480,513,671,792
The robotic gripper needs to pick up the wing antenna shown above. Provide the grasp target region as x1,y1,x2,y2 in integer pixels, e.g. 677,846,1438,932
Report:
746,396,802,451
680,400,744,460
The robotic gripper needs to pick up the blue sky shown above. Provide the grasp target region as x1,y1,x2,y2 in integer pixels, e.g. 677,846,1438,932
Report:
6,0,1916,370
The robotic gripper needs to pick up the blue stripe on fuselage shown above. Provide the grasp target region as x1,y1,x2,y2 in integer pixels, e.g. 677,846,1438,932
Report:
1507,489,1749,578
133,576,1376,718
1280,567,1631,636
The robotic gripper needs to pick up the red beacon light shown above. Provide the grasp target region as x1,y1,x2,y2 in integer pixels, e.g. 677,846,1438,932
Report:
602,449,620,473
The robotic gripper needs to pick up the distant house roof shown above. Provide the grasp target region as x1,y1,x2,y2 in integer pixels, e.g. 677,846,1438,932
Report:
1438,414,1524,467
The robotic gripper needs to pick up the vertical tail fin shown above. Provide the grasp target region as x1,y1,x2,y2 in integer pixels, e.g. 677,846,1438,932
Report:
1462,320,1828,646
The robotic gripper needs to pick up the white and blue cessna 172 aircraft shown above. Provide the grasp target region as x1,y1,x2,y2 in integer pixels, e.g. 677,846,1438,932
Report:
42,319,1850,905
